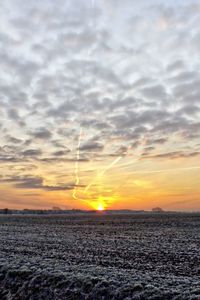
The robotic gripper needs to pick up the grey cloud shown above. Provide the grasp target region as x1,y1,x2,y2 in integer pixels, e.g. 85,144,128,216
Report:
23,139,33,146
22,149,42,157
52,150,71,156
51,140,67,149
151,117,188,134
46,101,78,119
148,138,168,145
144,151,200,159
168,71,198,84
166,60,185,73
140,85,167,101
39,157,89,163
173,79,200,99
6,136,23,144
133,77,156,89
176,105,200,117
142,146,155,156
144,146,155,151
110,109,170,130
80,142,104,152
182,92,200,105
109,145,129,157
30,128,52,140
1,175,77,191
7,108,25,127
0,157,22,163
81,119,111,130
7,109,18,120
109,97,142,110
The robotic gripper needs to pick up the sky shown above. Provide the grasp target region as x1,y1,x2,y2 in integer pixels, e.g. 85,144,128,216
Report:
0,0,200,211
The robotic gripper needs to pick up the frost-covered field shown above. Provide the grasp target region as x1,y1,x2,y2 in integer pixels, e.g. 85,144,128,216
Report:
0,213,200,299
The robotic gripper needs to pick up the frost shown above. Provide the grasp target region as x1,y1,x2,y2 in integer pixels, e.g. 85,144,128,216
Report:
0,213,200,299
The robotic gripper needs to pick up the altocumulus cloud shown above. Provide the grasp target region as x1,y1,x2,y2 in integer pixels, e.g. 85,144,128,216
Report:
0,176,78,191
0,0,199,207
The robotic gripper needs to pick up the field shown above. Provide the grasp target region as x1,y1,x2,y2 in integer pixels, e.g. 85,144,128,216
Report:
0,213,200,299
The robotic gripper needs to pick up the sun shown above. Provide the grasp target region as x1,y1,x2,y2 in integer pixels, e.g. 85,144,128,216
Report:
89,200,106,211
89,197,108,211
97,203,104,211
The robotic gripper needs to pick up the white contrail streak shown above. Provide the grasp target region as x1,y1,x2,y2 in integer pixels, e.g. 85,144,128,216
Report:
84,143,134,194
84,136,147,194
99,156,122,176
84,156,122,193
72,128,83,200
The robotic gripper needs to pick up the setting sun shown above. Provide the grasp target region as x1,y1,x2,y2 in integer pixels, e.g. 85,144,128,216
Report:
97,203,104,211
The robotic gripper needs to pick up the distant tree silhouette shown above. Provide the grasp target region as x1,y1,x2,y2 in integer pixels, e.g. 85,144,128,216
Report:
152,207,164,213
52,206,62,211
3,208,10,214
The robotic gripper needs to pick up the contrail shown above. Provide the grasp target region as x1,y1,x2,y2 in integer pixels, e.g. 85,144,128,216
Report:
84,145,134,194
84,144,136,194
104,137,148,194
72,128,83,200
98,145,134,177
99,156,122,176
84,156,122,193
110,135,148,171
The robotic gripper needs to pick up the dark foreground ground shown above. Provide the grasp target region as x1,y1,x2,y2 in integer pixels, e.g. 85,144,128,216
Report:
0,213,200,300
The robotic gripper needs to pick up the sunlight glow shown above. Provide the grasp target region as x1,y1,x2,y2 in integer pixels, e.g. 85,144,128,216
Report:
97,203,104,211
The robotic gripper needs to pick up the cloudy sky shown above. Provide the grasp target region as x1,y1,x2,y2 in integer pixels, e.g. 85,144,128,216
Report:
0,0,200,211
